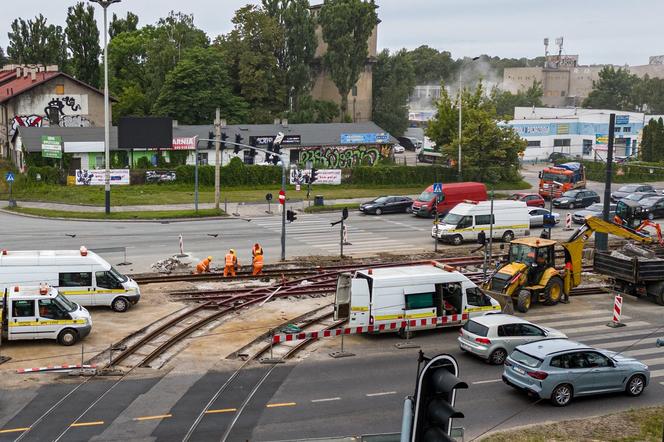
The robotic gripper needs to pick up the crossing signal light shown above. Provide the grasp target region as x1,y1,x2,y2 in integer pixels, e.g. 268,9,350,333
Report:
287,209,297,223
310,168,319,183
411,352,467,442
342,207,349,220
234,134,243,154
221,132,228,148
207,131,214,149
271,154,280,165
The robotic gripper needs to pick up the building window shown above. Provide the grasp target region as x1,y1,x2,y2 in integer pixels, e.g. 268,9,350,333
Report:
583,139,593,155
553,139,571,147
623,126,631,133
55,84,65,94
527,140,541,147
561,90,566,96
614,127,621,132
95,155,105,168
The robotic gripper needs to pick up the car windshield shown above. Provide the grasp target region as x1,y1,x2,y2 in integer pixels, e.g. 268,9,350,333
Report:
418,191,435,202
542,172,569,183
372,197,389,204
587,203,603,212
109,267,128,283
618,185,639,193
509,243,536,264
54,293,77,313
561,190,579,198
510,349,543,368
640,197,661,206
625,193,648,201
442,213,463,225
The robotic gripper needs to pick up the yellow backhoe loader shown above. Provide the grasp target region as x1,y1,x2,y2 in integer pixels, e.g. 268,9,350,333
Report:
485,216,655,313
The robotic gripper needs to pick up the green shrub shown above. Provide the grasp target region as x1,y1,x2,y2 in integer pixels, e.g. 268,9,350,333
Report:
346,166,458,185
582,160,664,183
175,158,282,186
136,157,152,169
25,166,65,185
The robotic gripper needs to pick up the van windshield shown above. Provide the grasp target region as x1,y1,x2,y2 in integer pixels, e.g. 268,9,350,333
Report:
442,213,463,225
418,191,435,202
109,267,128,283
54,293,77,313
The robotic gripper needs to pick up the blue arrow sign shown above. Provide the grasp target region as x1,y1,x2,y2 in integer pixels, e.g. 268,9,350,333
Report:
5,172,14,182
432,182,443,194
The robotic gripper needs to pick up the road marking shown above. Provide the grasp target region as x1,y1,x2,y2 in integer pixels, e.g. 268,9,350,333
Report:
564,321,651,335
311,397,341,403
133,414,172,421
659,382,664,387
472,379,502,385
366,391,397,397
0,428,29,434
266,402,296,408
541,315,631,328
650,369,664,379
70,421,104,428
204,408,237,414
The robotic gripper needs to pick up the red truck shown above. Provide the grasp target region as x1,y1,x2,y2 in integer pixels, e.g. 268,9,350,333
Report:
411,182,488,217
539,162,586,199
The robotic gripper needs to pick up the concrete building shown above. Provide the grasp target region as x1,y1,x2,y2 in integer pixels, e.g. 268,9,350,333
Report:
16,121,396,171
503,56,664,107
0,64,110,164
506,107,646,162
309,4,377,123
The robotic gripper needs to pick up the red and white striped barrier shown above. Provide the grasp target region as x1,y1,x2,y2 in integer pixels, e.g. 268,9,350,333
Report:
272,313,469,344
564,213,572,230
179,234,184,255
17,364,96,374
612,295,623,324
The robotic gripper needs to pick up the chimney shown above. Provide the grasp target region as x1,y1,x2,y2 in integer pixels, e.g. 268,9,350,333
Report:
15,67,21,77
30,70,36,82
273,118,280,125
281,118,288,127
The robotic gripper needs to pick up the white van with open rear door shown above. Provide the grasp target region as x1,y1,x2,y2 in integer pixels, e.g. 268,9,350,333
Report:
0,247,140,312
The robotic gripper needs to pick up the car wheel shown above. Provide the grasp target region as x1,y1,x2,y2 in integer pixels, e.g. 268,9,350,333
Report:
568,202,575,209
516,289,532,313
111,296,130,313
501,231,514,242
648,212,655,221
626,374,646,396
375,208,383,216
544,276,564,306
488,348,508,365
451,234,463,246
57,328,79,346
550,384,573,407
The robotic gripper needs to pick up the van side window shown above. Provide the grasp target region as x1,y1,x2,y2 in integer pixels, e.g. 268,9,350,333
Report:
405,292,434,310
96,271,123,289
475,214,494,225
38,299,67,320
59,272,92,287
457,216,473,229
12,300,35,317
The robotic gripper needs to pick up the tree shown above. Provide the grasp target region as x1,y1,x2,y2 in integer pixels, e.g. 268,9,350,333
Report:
426,82,525,183
282,0,317,110
287,96,339,123
491,80,543,119
319,0,378,118
109,12,139,39
405,45,455,85
7,14,67,67
66,2,101,87
640,118,664,162
0,47,7,66
372,49,415,137
152,47,248,125
583,66,638,110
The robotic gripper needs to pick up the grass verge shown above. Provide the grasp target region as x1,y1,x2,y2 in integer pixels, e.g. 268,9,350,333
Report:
303,203,360,213
6,206,226,220
483,405,664,442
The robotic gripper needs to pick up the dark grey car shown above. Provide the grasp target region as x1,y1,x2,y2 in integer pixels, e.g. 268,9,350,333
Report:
553,190,600,209
572,203,617,224
611,184,655,202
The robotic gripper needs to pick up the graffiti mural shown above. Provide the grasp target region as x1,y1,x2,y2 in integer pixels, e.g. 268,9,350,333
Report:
299,144,392,168
59,115,92,128
10,95,92,139
9,115,44,137
44,96,83,126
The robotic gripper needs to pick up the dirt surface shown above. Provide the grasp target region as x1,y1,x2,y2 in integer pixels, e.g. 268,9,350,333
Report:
0,282,188,389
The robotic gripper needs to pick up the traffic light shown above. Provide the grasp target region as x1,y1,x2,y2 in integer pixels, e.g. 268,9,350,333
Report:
310,168,318,183
249,140,257,157
342,207,349,220
207,131,214,149
411,353,467,442
234,134,243,154
287,209,297,223
221,132,228,148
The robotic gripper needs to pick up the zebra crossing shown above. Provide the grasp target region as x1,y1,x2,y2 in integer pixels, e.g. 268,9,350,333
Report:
523,300,664,381
250,215,423,254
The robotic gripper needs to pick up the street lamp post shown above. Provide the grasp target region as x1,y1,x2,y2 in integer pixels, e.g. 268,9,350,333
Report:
90,0,120,215
457,56,480,181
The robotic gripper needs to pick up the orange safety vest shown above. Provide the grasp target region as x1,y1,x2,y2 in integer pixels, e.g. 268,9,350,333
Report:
225,254,234,266
254,254,264,264
253,246,263,257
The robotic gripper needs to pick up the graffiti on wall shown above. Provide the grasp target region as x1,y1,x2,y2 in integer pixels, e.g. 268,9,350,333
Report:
299,144,392,168
9,95,92,138
10,115,44,137
44,96,83,125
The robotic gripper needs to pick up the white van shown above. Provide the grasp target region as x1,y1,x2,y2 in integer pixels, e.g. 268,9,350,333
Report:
1,285,92,345
0,248,140,312
431,200,530,245
334,263,501,337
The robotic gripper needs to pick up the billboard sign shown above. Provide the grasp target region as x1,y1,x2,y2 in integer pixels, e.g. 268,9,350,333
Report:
340,133,390,144
75,169,130,186
250,135,301,146
616,115,630,125
118,117,173,149
41,135,62,159
290,169,341,185
172,136,198,150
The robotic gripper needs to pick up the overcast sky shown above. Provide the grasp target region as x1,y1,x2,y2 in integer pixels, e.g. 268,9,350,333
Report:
1,0,662,65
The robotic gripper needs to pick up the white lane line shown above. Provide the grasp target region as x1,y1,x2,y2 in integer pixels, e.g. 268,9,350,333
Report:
624,347,664,358
366,391,397,397
578,328,657,343
311,397,341,403
591,336,659,350
540,315,631,328
375,218,429,232
563,321,651,335
526,309,616,322
650,369,664,379
659,382,664,387
472,379,502,385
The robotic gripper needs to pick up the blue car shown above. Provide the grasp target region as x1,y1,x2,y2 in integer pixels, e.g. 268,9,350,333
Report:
502,339,650,406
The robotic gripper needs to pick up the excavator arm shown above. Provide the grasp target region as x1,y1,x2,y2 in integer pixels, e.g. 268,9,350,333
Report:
561,216,655,292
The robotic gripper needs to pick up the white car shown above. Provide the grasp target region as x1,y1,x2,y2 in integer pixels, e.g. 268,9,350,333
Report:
393,145,405,154
528,208,560,228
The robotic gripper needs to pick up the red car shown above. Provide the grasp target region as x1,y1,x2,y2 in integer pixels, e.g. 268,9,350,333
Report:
508,192,545,207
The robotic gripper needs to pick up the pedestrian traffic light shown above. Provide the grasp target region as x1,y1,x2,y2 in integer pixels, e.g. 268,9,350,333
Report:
287,209,297,223
207,131,214,149
221,132,228,148
234,134,243,154
411,352,467,442
267,140,274,153
342,207,349,220
311,168,318,183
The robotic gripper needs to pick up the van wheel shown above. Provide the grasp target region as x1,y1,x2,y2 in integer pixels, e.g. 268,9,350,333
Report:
111,297,130,312
516,290,532,313
543,276,564,305
451,235,463,246
501,231,514,242
398,328,415,339
58,328,79,346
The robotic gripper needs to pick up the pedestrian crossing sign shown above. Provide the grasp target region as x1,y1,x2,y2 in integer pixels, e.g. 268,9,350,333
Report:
433,182,443,194
5,172,14,182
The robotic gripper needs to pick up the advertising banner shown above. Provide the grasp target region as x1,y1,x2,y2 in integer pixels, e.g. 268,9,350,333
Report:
172,136,198,150
290,169,341,185
340,133,390,144
75,169,130,186
41,135,62,159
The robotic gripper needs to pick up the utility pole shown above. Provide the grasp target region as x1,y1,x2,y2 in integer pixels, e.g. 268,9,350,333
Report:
596,113,616,251
214,108,221,210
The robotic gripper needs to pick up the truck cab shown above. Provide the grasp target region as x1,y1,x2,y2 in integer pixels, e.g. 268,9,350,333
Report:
539,162,586,199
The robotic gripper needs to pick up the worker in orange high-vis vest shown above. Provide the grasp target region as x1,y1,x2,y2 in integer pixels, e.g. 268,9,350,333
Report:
561,261,572,304
224,249,238,277
252,243,264,276
194,256,213,274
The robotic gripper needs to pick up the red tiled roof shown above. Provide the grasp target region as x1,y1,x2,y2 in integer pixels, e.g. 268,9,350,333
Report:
0,71,60,103
0,70,16,85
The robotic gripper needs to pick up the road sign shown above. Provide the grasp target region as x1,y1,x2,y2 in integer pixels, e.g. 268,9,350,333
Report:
278,189,286,204
432,182,443,194
5,172,14,182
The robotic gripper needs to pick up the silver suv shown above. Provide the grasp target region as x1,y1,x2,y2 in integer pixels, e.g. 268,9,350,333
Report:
458,314,566,365
503,339,650,406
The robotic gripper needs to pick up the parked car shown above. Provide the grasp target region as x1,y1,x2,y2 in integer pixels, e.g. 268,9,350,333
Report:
509,193,545,208
638,196,664,220
621,191,658,203
393,145,405,154
502,339,650,407
458,314,566,365
572,203,617,225
412,182,487,217
359,196,413,215
548,152,574,163
611,184,656,202
528,208,560,227
552,189,600,209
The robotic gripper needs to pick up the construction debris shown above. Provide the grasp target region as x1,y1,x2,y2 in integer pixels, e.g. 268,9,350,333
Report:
151,256,192,273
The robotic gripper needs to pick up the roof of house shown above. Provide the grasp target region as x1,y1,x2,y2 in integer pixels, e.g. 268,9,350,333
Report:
17,122,397,152
0,71,111,104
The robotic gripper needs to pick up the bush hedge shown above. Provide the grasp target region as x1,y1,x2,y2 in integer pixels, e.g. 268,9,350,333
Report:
346,166,458,185
175,158,282,186
583,160,664,183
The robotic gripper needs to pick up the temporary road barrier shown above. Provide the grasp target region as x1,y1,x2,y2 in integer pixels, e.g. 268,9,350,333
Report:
17,364,97,374
607,294,625,328
564,213,573,230
272,313,469,344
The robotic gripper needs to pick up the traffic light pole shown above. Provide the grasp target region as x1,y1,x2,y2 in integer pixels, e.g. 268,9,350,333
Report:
214,108,221,210
281,162,287,261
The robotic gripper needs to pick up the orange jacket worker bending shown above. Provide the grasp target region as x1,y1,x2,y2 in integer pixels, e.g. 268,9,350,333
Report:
194,256,212,274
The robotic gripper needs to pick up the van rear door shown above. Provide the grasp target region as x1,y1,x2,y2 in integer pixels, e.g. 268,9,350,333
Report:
334,273,352,321
8,299,36,340
349,278,370,327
